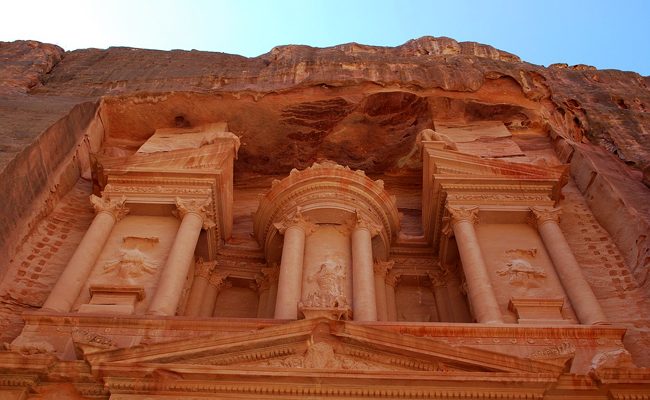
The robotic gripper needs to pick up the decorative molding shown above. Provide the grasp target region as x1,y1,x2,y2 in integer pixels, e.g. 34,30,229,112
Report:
173,197,216,230
447,193,551,202
273,206,318,236
90,194,129,222
103,183,211,195
529,342,576,359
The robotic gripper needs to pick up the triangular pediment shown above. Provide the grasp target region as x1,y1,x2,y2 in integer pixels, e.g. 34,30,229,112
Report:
83,318,566,377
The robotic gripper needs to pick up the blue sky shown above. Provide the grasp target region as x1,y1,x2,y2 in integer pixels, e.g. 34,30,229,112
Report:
2,0,649,75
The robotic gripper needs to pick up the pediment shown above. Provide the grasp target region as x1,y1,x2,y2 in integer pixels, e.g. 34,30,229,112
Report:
82,318,567,377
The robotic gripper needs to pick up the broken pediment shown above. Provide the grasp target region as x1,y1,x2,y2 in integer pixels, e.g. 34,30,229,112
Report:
81,318,568,376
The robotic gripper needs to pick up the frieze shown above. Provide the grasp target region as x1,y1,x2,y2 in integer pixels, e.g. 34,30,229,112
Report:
529,342,576,359
71,328,118,348
446,193,551,202
103,183,211,195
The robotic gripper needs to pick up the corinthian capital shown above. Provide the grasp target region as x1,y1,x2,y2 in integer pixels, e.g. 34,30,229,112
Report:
273,206,318,236
385,271,402,288
194,258,217,279
173,197,216,230
446,204,479,226
530,206,562,228
373,259,395,278
208,271,231,292
90,195,129,222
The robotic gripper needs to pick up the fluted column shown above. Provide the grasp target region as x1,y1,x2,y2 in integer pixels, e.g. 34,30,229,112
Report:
148,197,216,316
273,207,318,319
351,211,381,321
531,207,608,325
385,271,402,321
41,195,128,312
373,260,394,321
184,259,215,317
447,205,504,323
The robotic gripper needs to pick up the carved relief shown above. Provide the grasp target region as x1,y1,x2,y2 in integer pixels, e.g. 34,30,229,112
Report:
497,259,547,288
103,237,159,281
529,342,575,359
173,197,216,230
253,342,392,371
90,194,129,221
255,263,280,293
104,184,211,195
301,260,348,308
274,206,318,236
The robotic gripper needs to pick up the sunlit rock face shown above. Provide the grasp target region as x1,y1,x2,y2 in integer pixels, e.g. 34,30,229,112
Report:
0,37,650,397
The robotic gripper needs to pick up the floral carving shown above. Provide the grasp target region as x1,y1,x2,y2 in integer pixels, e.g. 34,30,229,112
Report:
194,258,218,279
497,259,547,288
90,194,129,221
208,271,232,292
385,271,402,288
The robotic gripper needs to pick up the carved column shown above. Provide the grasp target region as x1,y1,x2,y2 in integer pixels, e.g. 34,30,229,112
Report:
428,270,454,322
41,195,128,312
209,272,232,317
446,273,472,323
373,260,394,321
184,259,214,317
255,275,270,318
531,207,608,325
273,207,318,319
263,263,280,318
385,271,401,321
447,205,504,323
148,197,216,316
351,211,381,321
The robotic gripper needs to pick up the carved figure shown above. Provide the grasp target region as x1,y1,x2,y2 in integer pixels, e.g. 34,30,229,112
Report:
303,260,348,308
103,249,157,279
497,259,546,288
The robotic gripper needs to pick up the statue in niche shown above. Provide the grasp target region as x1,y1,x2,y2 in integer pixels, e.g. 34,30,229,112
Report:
497,259,547,288
302,260,348,308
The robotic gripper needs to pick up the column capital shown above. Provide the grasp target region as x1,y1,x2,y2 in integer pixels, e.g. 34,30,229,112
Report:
90,194,129,222
385,271,402,288
427,268,450,289
262,263,281,284
273,206,318,236
446,204,479,227
373,259,394,278
194,258,217,279
173,197,216,230
530,206,563,228
352,210,383,237
208,271,232,292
